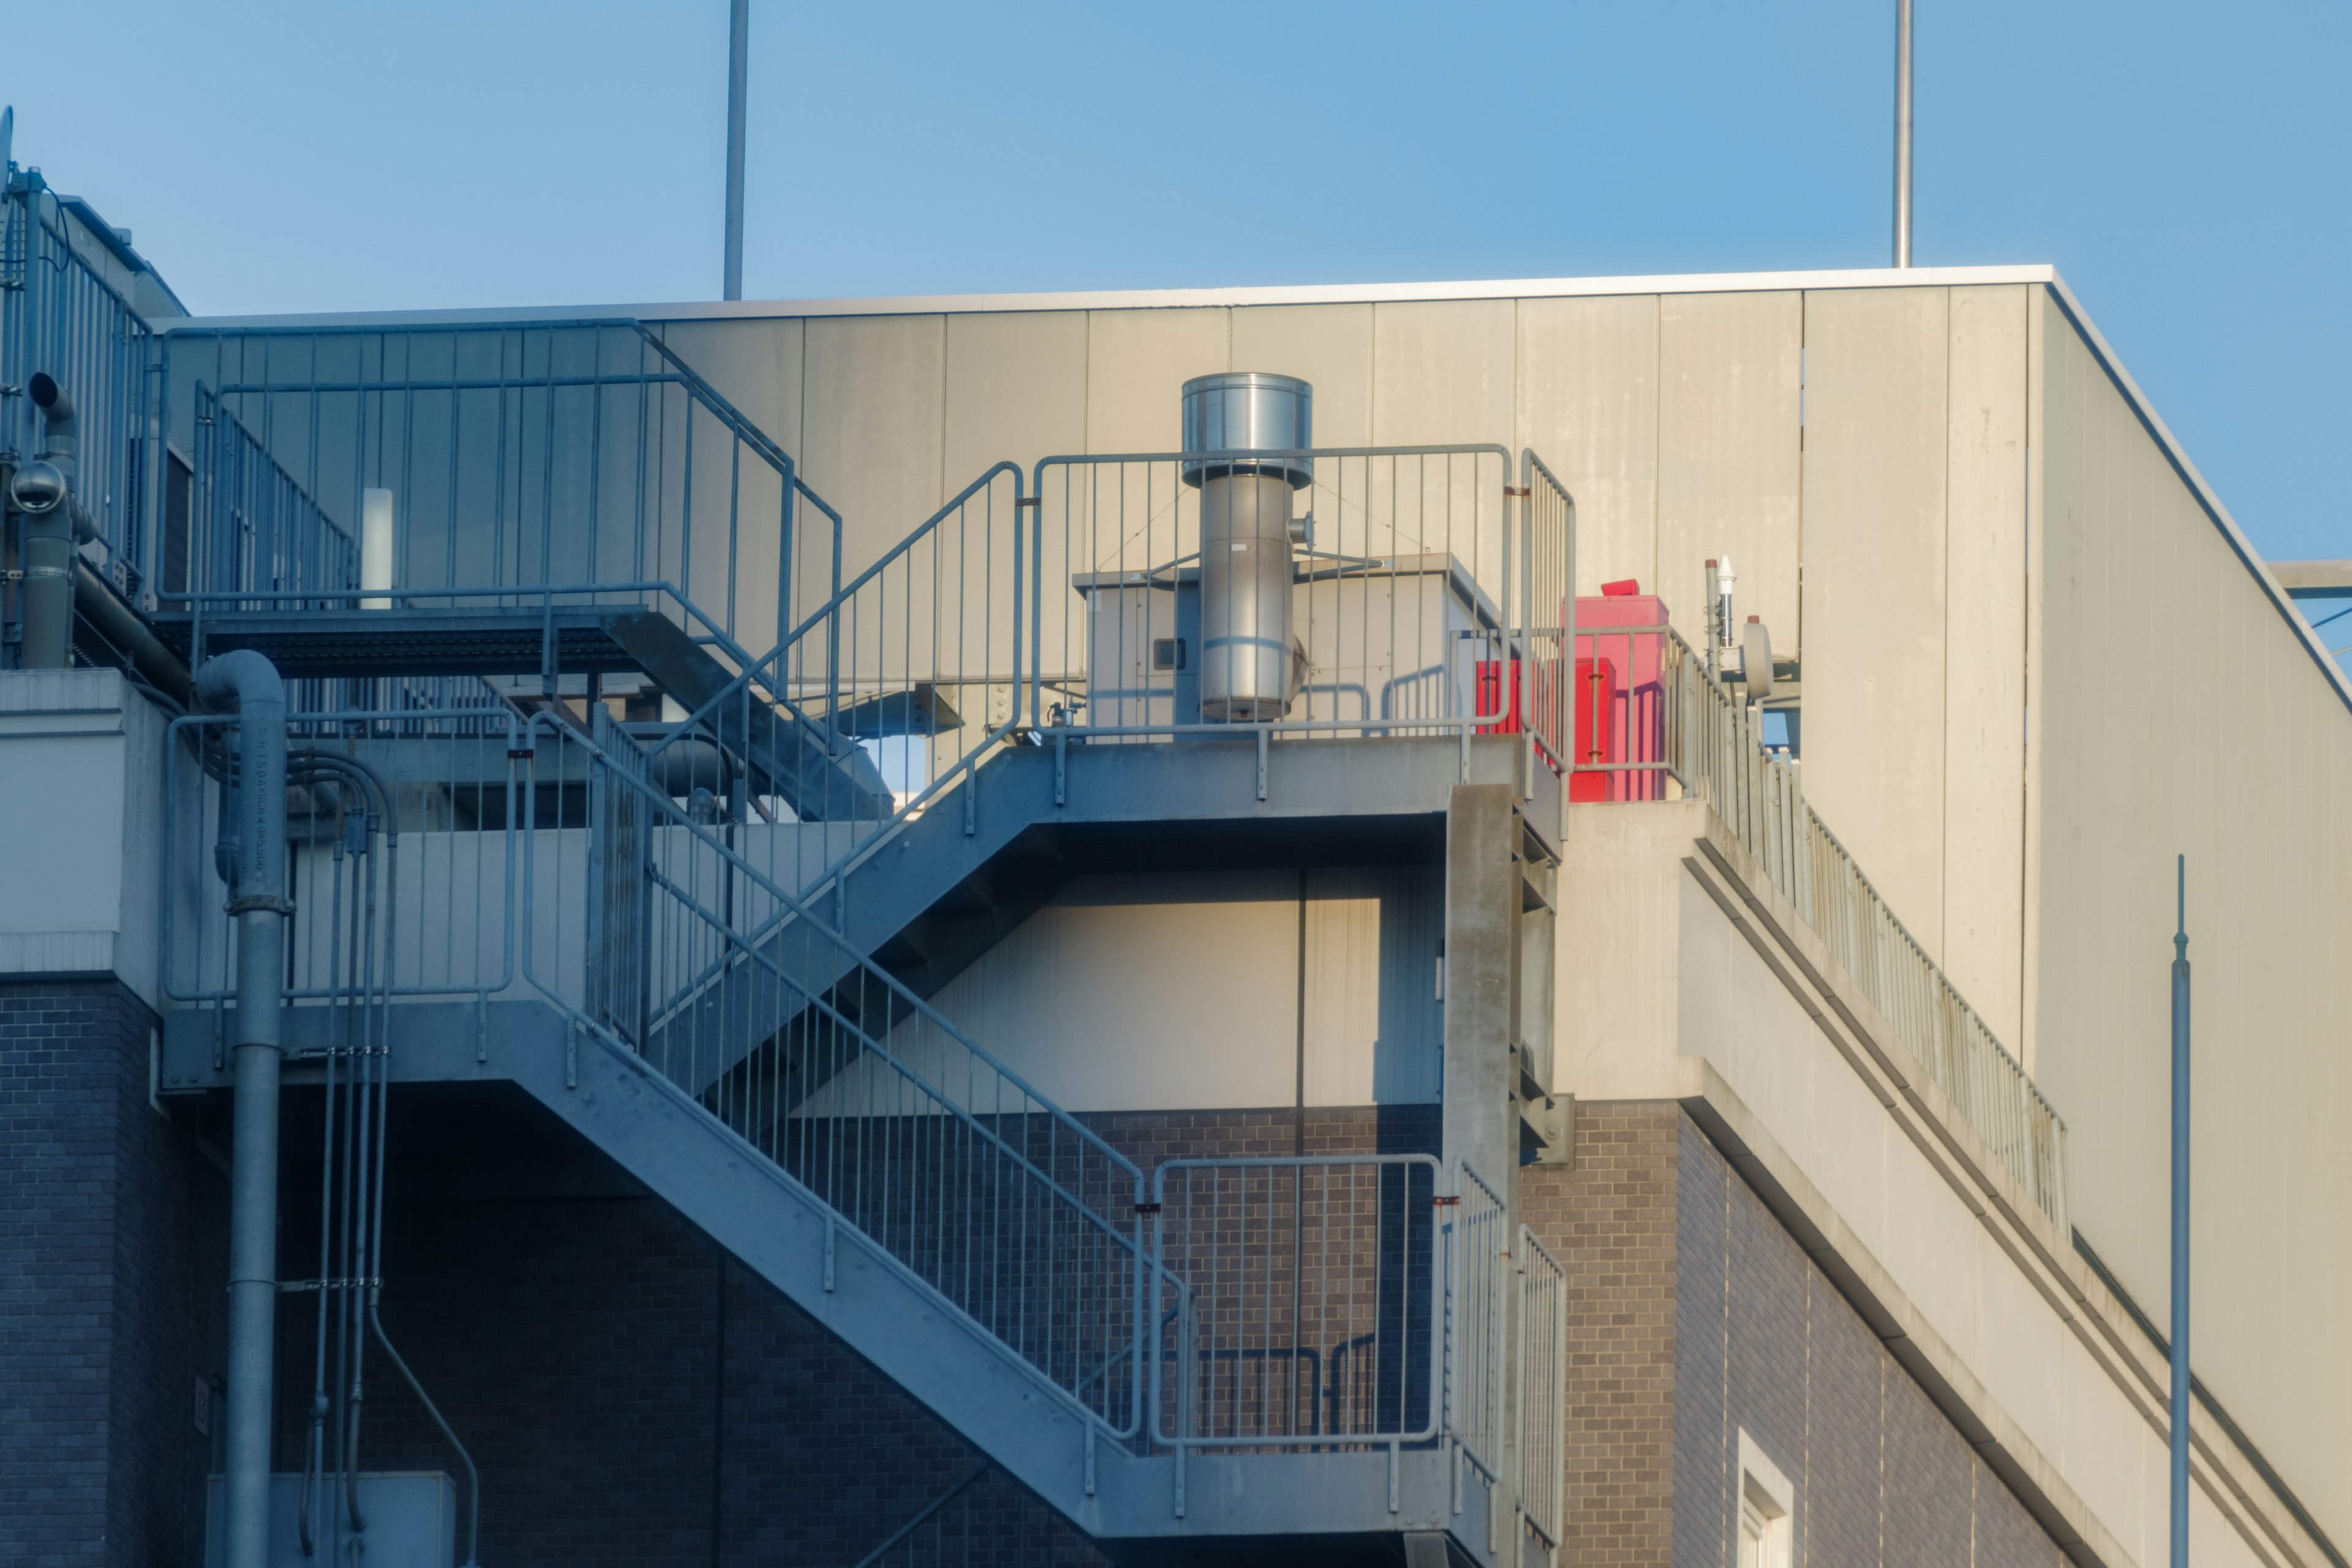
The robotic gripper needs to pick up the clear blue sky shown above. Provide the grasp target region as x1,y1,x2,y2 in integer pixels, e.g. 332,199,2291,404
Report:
6,0,2347,562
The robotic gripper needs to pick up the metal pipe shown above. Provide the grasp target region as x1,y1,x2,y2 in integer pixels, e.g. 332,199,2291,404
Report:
1182,374,1313,722
1893,0,1914,268
723,0,749,301
2169,854,2190,1568
197,649,290,1568
74,560,194,705
17,372,81,668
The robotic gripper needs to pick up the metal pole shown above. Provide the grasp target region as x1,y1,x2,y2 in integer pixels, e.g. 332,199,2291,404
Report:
2169,854,2190,1568
1893,0,1914,267
201,650,291,1568
723,0,749,301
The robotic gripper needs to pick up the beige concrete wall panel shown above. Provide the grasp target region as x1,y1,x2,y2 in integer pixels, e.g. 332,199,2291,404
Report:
1972,1221,2065,1466
888,870,1300,1112
1301,870,1381,1106
1515,295,1659,598
2033,304,2352,1539
1229,303,1374,447
1939,285,2030,1044
2020,296,2049,1077
1373,300,1518,600
1553,802,1700,1101
941,310,1088,484
1798,286,1951,962
657,318,807,451
652,319,807,645
800,314,949,584
1654,291,1801,640
1083,306,1231,453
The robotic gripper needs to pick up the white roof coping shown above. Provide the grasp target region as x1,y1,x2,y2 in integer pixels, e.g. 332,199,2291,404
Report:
161,263,2059,333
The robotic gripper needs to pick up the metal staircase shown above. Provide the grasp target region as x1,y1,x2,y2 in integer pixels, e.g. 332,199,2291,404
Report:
138,318,1570,1566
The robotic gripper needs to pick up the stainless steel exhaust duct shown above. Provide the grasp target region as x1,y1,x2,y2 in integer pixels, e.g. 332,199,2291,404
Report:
15,372,80,669
1181,372,1311,722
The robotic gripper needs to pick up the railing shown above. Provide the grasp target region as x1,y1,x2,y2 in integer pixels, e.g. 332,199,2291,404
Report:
0,169,162,604
159,696,521,1014
162,319,843,656
1148,1156,1442,1453
1445,1163,1509,1493
1574,621,2070,1231
1516,1226,1566,1553
190,384,361,611
644,462,1030,916
1029,446,1560,753
1518,452,1577,772
663,442,1570,938
518,712,1151,1437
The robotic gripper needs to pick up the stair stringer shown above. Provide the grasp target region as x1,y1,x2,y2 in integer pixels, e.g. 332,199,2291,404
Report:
500,1005,1487,1557
158,997,1496,1559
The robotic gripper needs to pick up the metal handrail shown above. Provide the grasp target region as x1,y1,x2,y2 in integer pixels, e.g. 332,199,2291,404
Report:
519,712,1152,1437
1516,1224,1567,1552
1576,620,2070,1229
1446,1161,1508,1486
0,172,164,602
159,318,846,661
1147,1154,1445,1453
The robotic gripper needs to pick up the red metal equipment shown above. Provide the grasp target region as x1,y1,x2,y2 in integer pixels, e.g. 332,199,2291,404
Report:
1571,584,1673,802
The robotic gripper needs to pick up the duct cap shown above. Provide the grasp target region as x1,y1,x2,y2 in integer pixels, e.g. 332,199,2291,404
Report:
1182,372,1312,489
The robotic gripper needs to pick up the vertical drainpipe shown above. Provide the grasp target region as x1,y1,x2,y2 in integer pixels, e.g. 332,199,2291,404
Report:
199,649,291,1568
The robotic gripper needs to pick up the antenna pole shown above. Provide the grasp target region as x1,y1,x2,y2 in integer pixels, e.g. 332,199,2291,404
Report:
1893,0,1913,267
2169,854,2190,1568
723,0,749,301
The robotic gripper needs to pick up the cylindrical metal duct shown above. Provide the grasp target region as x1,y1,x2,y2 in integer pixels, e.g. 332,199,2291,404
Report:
196,650,290,1568
1182,373,1311,723
17,373,81,669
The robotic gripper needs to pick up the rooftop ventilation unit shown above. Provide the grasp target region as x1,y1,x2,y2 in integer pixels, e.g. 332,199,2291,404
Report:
1181,372,1311,722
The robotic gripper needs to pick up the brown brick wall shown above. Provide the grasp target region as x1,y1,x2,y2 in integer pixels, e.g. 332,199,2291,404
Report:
1521,1100,1680,1568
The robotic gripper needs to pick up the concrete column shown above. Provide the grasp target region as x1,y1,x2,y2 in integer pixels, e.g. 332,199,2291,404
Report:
1443,782,1524,1543
1442,782,1522,1189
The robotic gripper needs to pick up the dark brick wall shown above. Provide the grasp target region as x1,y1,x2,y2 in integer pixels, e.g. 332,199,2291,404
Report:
0,978,227,1568
277,1184,1110,1568
1673,1110,2065,1568
272,1101,1445,1566
1519,1100,2066,1568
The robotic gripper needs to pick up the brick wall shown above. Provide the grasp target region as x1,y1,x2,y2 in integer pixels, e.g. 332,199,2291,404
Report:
1522,1101,2066,1568
0,978,227,1568
1673,1109,2064,1568
1521,1100,1680,1568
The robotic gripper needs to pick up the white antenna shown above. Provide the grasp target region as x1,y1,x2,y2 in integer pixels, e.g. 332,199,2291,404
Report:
1893,0,1914,267
723,0,749,301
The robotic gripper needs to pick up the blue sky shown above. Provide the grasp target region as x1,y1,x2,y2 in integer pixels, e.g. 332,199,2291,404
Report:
6,0,2347,564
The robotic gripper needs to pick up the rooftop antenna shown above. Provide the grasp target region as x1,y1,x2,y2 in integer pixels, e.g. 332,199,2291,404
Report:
1,105,14,175
1893,0,1914,266
722,0,749,301
2169,854,2191,1568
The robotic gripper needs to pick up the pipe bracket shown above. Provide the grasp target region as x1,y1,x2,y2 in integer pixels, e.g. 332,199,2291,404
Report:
225,893,295,916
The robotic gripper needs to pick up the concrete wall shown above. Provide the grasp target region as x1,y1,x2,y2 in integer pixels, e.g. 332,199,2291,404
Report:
1553,801,2315,1568
639,277,2032,1046
875,867,1444,1114
0,671,170,1006
2030,292,2352,1529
